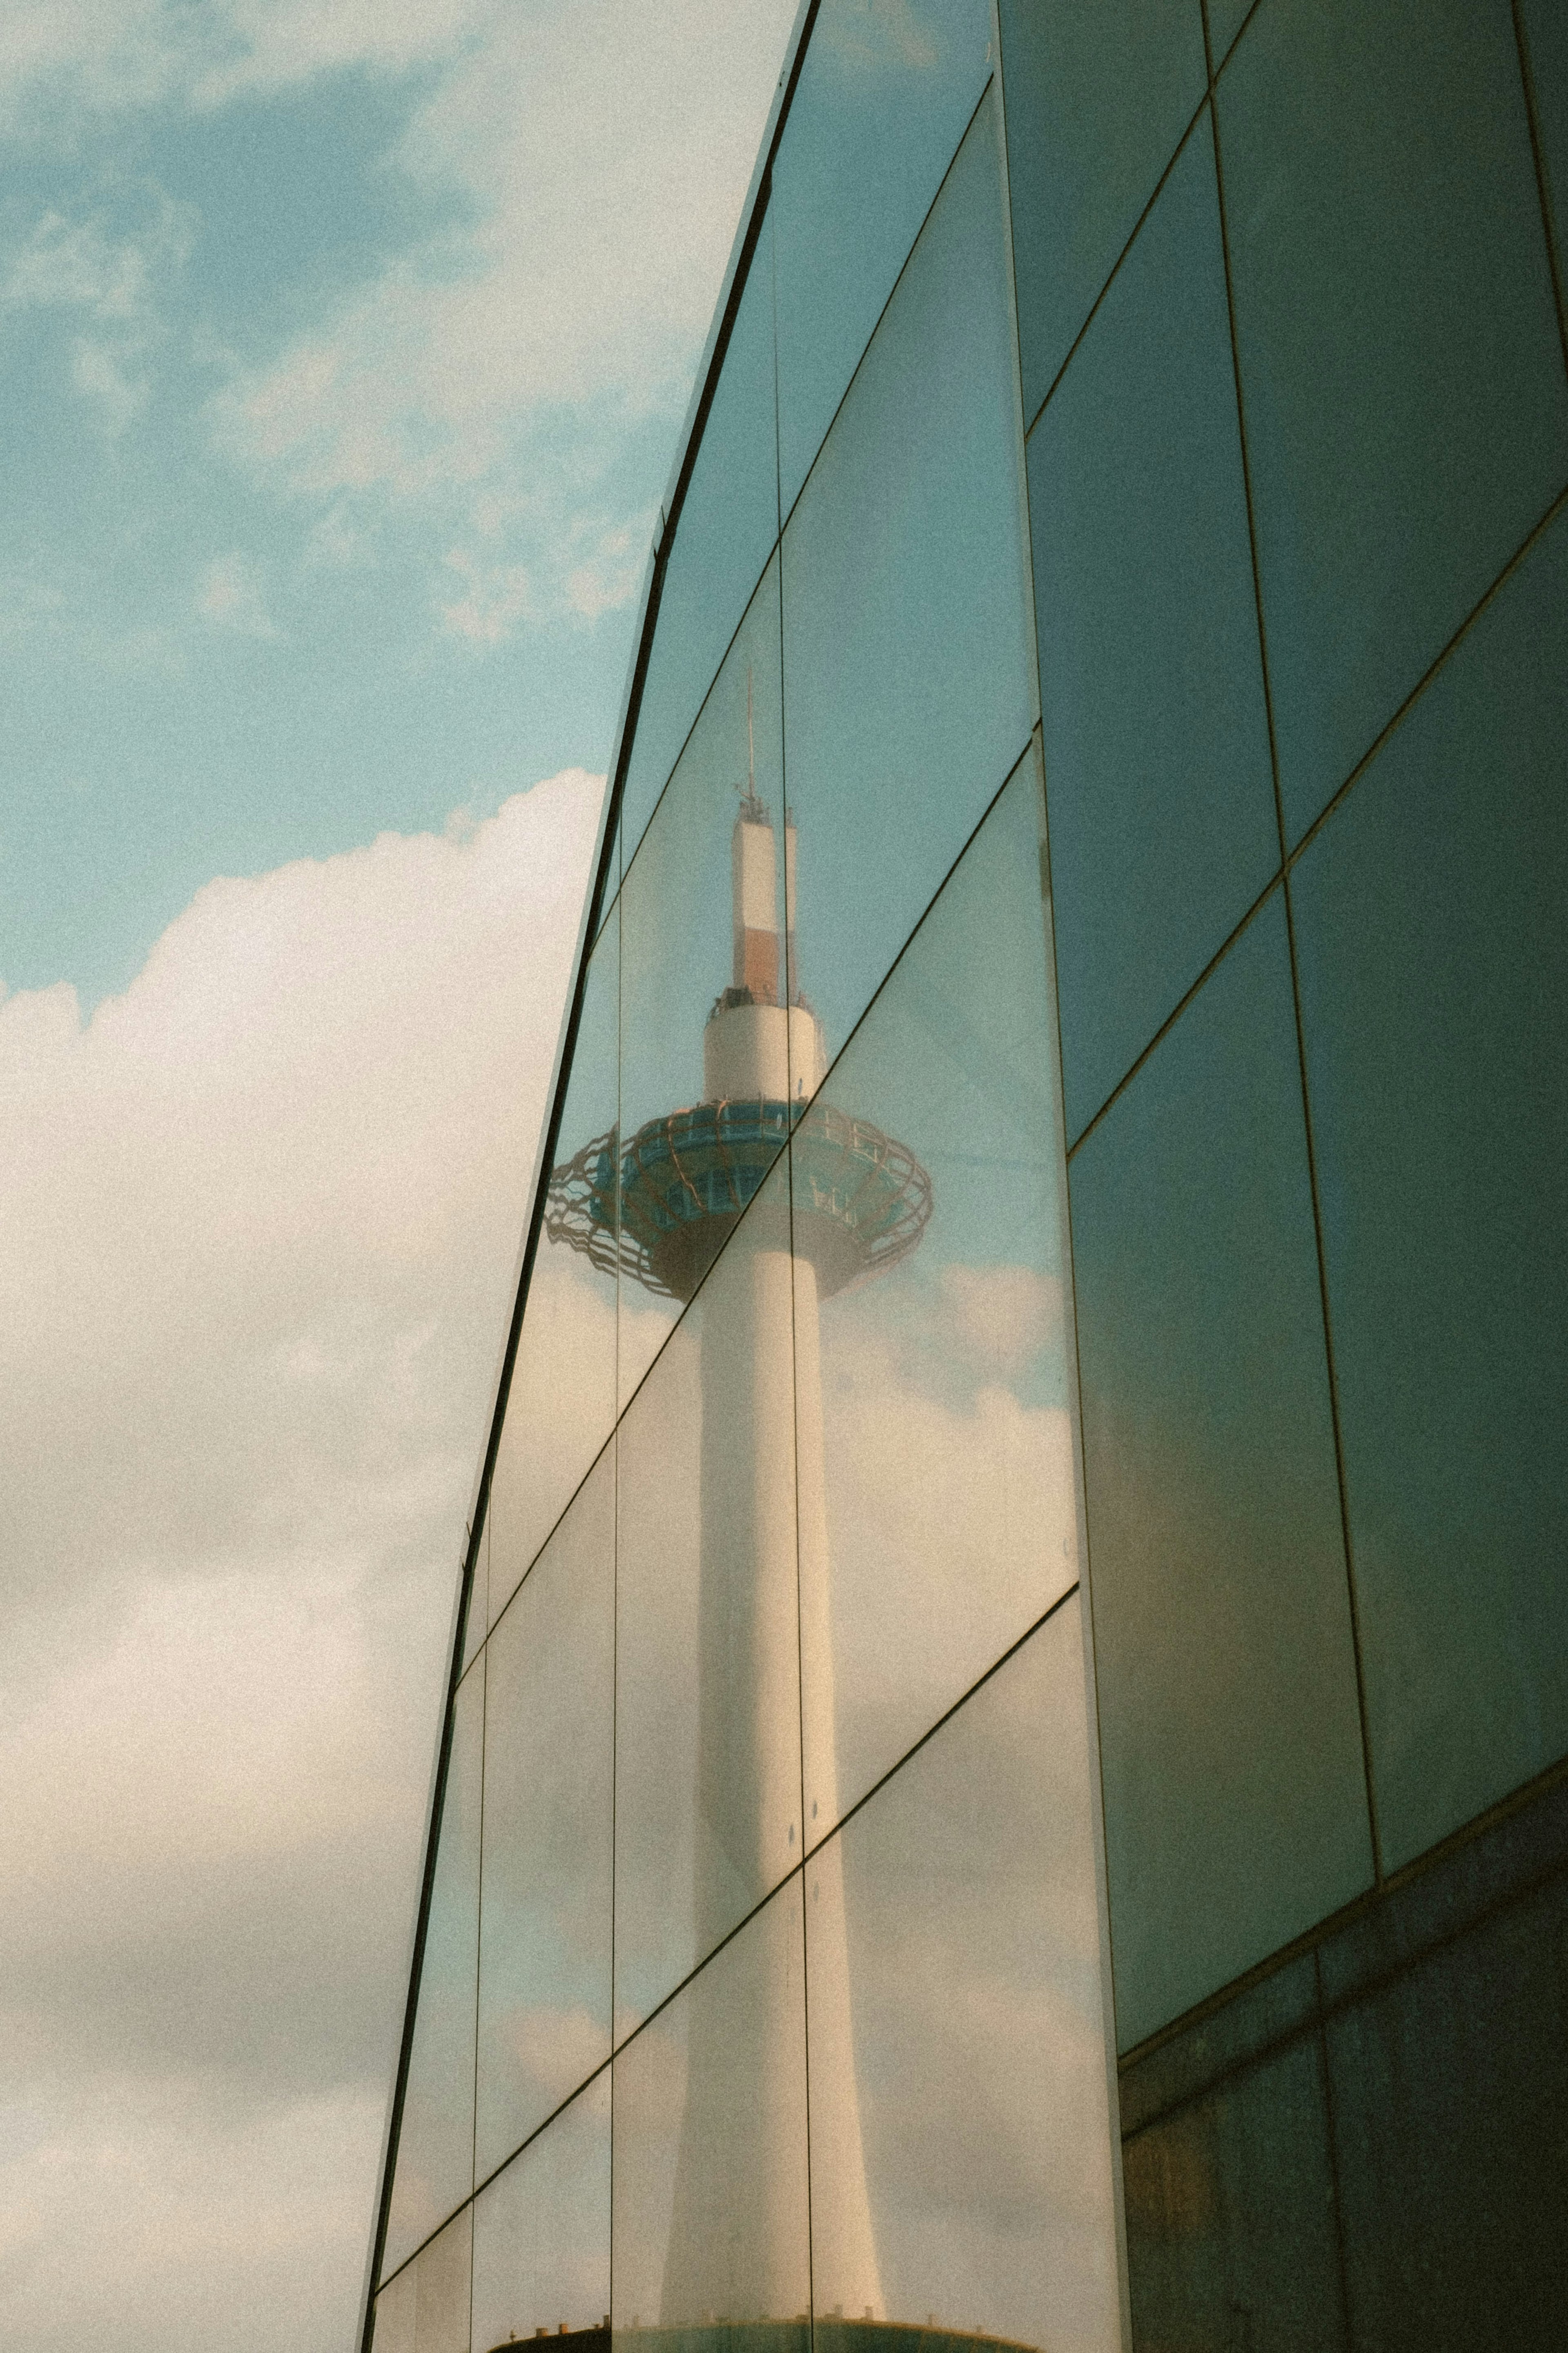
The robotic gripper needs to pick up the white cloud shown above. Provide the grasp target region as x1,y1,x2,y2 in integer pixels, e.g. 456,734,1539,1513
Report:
198,547,278,635
0,766,604,2352
2,191,194,428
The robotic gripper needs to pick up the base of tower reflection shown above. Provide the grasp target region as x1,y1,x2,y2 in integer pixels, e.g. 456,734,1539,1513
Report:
482,2322,1047,2353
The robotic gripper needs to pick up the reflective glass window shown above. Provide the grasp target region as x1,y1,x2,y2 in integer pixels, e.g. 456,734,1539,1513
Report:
613,1153,800,2042
779,90,1035,1075
805,1603,1121,2351
1121,2033,1342,2350
383,1668,483,2279
490,912,618,1627
619,210,779,864
1291,509,1568,1873
373,2206,472,2353
612,1876,811,2337
1519,0,1568,263
1029,109,1278,1143
471,2071,611,2351
618,554,788,1409
1205,0,1255,64
772,0,993,517
1216,0,1568,842
476,1444,615,2181
795,753,1078,1842
1069,896,1372,2050
999,0,1207,422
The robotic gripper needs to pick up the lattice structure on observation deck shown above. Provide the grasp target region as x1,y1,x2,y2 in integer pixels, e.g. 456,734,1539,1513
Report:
545,1094,931,1304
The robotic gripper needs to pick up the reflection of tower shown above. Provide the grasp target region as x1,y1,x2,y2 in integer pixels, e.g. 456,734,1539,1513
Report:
547,792,930,2328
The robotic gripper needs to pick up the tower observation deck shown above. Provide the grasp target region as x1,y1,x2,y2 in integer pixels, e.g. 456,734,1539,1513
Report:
545,798,931,1303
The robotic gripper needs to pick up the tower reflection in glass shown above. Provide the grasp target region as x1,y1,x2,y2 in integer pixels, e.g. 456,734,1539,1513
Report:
550,776,928,2330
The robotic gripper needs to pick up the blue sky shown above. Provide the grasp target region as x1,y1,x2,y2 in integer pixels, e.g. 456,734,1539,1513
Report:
1,0,794,1006
0,9,796,2349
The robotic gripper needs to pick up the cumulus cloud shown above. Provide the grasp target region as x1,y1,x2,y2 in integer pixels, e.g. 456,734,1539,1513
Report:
0,766,604,2352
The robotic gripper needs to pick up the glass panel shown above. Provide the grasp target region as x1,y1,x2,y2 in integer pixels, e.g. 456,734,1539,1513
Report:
1205,0,1256,65
772,0,993,516
384,1669,483,2279
1519,0,1568,263
1290,509,1568,1872
612,1876,811,2337
613,1153,801,2042
619,210,779,864
491,912,619,1627
374,2201,473,2353
476,1444,615,2181
617,555,789,1409
998,0,1207,422
805,1604,1122,2352
1068,895,1372,2051
471,2072,611,2352
1216,0,1568,841
779,90,1035,1077
1122,2035,1344,2351
1029,110,1279,1143
796,754,1078,1840
1326,1869,1568,2349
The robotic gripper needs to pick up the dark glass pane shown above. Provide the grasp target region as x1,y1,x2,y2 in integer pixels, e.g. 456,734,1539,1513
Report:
1122,2033,1344,2353
780,91,1035,1075
619,211,779,865
1069,896,1371,2050
806,1604,1121,2350
476,1444,615,2180
1030,109,1278,1142
612,1876,811,2336
1291,510,1568,1871
1327,1869,1568,2351
772,0,993,517
471,2071,610,2351
613,1153,801,2042
999,0,1207,422
383,1670,483,2278
618,554,793,1408
1205,0,1255,65
1519,0,1568,264
1216,0,1568,841
490,913,618,1628
373,2206,473,2353
795,753,1078,1841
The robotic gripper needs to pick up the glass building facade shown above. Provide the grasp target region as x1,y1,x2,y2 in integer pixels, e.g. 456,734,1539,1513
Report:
364,3,1568,2348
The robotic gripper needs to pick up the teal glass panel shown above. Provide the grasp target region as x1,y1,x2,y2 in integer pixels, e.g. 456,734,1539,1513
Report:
1205,0,1255,65
1029,109,1278,1142
613,1153,801,2043
795,754,1078,1843
619,211,779,865
1291,511,1568,1871
772,0,993,518
1519,0,1568,272
780,93,1035,1074
1122,2034,1344,2351
471,2071,610,2349
1216,0,1568,841
383,1669,483,2278
998,0,1207,422
618,554,787,1410
611,1876,811,2338
805,1604,1122,2351
1327,1870,1568,2349
1069,896,1372,2050
476,1443,614,2181
489,911,618,1627
372,2206,472,2353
